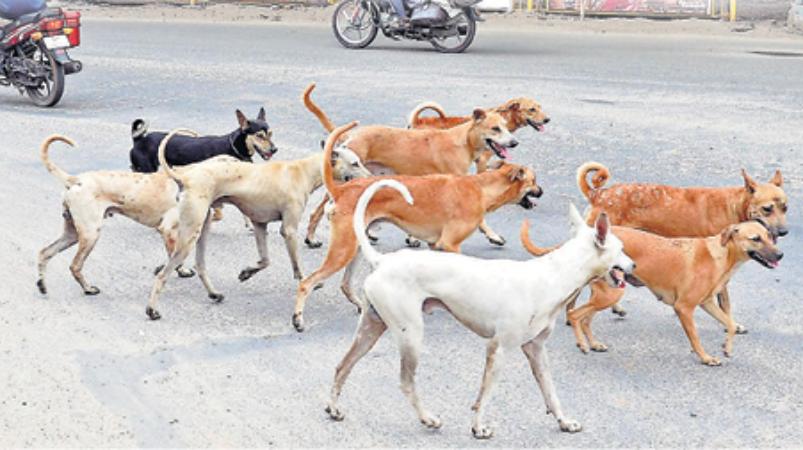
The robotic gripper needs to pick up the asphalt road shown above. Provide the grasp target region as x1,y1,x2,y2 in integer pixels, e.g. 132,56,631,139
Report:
1,19,802,447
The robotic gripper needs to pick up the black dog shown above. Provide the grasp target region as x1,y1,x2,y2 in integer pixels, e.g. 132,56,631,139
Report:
129,108,278,173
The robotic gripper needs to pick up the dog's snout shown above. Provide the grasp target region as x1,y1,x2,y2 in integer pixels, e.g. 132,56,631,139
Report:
534,187,543,198
508,139,519,148
543,117,551,124
777,227,789,237
776,251,784,261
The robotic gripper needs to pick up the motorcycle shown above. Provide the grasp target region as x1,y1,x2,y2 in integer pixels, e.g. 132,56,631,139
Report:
0,5,82,107
332,0,482,53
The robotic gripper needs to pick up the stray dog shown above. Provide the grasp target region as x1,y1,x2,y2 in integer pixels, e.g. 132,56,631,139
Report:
292,122,543,332
571,162,789,325
144,128,370,320
324,182,634,438
407,98,551,172
300,83,520,248
36,135,216,295
522,219,783,365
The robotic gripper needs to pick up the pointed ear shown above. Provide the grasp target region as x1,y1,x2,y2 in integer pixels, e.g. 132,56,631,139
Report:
508,167,527,182
472,108,486,122
257,107,266,121
770,169,783,187
236,110,248,130
720,226,737,247
741,169,758,194
569,203,585,230
507,102,520,112
595,212,610,246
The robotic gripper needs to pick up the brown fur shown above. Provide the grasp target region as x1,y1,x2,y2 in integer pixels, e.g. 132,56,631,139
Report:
291,122,543,332
522,221,783,365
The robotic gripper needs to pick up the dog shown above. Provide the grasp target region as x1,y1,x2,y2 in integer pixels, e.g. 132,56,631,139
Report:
300,83,520,248
571,162,789,325
522,219,783,365
143,128,371,320
324,181,634,438
407,98,551,172
291,121,543,332
36,135,222,295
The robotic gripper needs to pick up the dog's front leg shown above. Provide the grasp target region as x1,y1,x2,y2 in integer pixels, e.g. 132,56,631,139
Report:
304,195,328,249
522,331,582,433
478,219,505,246
700,297,737,358
195,214,224,302
716,286,747,334
471,339,502,439
674,301,720,366
238,222,270,282
340,253,364,313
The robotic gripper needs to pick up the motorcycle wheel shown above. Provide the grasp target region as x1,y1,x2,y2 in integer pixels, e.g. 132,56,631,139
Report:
430,12,476,54
26,46,65,107
332,0,378,49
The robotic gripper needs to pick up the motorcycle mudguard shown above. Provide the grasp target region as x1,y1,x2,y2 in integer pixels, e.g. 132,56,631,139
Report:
50,48,82,74
464,7,482,21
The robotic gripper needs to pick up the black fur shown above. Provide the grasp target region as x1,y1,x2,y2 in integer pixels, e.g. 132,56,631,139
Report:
129,108,276,173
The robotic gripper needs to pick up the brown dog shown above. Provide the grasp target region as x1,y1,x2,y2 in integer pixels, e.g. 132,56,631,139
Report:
407,98,551,172
291,121,544,332
301,83,521,248
572,162,789,325
521,219,783,366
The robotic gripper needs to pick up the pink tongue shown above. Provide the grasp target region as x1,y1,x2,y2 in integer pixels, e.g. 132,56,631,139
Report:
536,124,545,132
499,147,509,159
770,261,780,268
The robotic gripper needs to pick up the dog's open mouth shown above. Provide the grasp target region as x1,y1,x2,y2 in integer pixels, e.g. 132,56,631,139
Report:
486,139,511,159
609,267,626,289
748,250,781,269
519,191,540,210
256,145,278,161
526,119,546,132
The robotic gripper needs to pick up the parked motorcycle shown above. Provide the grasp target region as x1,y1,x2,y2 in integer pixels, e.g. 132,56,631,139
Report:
332,0,482,53
0,4,82,107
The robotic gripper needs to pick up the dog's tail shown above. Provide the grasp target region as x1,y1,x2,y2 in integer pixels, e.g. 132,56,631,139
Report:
41,135,78,187
354,179,414,268
303,83,336,133
323,121,359,199
158,128,197,183
131,119,148,140
519,220,560,257
407,101,447,128
577,162,610,201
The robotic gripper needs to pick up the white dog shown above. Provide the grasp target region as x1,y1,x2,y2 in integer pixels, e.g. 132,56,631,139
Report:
325,179,635,439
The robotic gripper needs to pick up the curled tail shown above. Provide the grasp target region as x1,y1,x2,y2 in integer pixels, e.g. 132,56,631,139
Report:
158,128,198,183
131,119,148,140
323,121,359,198
303,83,336,132
40,135,78,187
576,162,610,201
353,180,414,268
519,220,560,257
407,101,447,128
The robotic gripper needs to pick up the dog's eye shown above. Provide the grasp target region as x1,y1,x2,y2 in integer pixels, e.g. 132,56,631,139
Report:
781,203,788,213
351,162,359,167
762,205,774,214
529,108,536,112
492,126,501,132
751,236,761,242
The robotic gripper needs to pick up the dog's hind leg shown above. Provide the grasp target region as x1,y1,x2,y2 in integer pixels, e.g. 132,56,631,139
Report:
37,213,79,294
280,214,303,280
326,306,387,421
397,317,441,429
522,326,582,433
716,286,747,334
471,339,502,439
69,212,104,295
195,212,224,302
238,221,269,282
304,195,329,249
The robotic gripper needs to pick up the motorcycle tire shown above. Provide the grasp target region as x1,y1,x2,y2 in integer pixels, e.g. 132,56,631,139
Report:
332,0,378,49
430,13,476,54
26,47,65,107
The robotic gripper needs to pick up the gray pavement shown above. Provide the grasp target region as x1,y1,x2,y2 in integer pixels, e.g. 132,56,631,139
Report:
1,19,802,447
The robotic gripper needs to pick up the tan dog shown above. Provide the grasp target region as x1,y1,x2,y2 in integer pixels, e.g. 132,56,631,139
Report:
407,98,550,172
521,220,783,366
143,129,371,320
36,135,212,295
572,162,789,325
291,121,544,332
300,83,520,248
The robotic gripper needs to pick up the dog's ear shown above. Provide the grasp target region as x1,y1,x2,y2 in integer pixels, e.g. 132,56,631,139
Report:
595,212,610,247
257,107,266,122
769,169,783,187
741,169,758,194
568,203,585,231
506,102,521,113
720,225,738,247
472,109,486,122
508,167,527,182
236,110,248,130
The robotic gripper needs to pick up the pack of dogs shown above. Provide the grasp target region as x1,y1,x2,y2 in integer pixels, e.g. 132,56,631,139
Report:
35,83,789,439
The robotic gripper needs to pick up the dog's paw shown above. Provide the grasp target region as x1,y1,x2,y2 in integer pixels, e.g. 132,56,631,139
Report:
176,266,195,278
559,419,582,433
146,307,161,321
293,313,305,332
590,342,608,353
487,235,506,246
153,265,165,276
325,405,345,421
209,293,225,303
305,238,323,249
238,268,258,282
576,343,590,354
36,279,47,295
734,324,748,335
611,304,627,317
294,271,304,281
701,355,722,366
405,237,422,248
313,282,324,291
471,425,494,439
420,415,442,429
84,286,101,296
